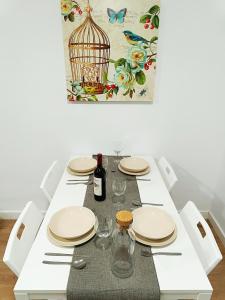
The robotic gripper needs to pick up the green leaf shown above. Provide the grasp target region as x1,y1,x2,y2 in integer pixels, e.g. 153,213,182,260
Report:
150,36,158,43
140,14,151,23
150,58,156,62
115,58,126,69
114,87,119,95
68,12,75,22
123,89,130,96
129,89,133,98
149,5,160,14
109,58,116,63
88,96,98,101
135,71,146,85
64,15,68,21
152,15,159,29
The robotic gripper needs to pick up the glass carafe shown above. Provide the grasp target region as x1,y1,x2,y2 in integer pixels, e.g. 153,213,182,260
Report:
111,210,135,278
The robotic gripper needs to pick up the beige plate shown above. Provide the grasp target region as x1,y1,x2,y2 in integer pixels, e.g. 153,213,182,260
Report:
120,157,149,173
68,157,97,173
132,206,175,240
67,167,94,176
49,206,96,239
47,218,98,247
135,226,177,247
118,163,150,176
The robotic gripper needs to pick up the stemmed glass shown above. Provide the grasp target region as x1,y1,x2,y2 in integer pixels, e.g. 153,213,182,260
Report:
113,141,124,164
102,156,108,172
112,178,127,204
95,215,113,250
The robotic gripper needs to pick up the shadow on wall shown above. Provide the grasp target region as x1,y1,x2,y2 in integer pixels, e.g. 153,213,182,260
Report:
210,194,225,234
170,163,215,213
210,153,225,233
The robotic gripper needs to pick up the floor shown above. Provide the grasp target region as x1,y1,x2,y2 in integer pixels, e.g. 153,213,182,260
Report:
0,219,224,300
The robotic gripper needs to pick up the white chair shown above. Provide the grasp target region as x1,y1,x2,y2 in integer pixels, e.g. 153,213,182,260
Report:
40,160,61,202
3,201,43,276
180,201,222,275
158,156,178,192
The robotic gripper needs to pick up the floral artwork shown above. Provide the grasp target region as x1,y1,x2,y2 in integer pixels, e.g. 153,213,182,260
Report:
61,0,160,103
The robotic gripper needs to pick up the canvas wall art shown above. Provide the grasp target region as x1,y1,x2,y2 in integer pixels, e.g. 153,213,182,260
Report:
61,0,160,103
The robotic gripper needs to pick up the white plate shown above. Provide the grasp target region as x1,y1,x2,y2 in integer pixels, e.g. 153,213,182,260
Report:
120,157,149,173
135,226,177,247
47,218,98,247
118,163,150,176
132,206,175,240
67,167,94,176
68,157,97,173
49,206,96,239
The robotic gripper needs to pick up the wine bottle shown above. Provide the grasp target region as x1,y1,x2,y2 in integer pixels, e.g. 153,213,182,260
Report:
94,153,106,201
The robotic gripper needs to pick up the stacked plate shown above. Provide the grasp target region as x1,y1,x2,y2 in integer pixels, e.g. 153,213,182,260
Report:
132,207,177,247
118,157,150,176
47,206,98,247
67,157,97,176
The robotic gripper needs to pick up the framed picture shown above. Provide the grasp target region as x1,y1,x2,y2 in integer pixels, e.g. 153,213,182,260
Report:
61,0,160,103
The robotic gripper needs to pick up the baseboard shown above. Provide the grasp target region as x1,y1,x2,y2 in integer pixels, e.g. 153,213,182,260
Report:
0,210,46,219
208,212,225,248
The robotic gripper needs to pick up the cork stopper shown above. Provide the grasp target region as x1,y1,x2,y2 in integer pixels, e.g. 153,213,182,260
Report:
116,210,133,228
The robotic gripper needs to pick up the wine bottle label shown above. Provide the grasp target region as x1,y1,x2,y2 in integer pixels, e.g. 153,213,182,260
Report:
94,177,102,196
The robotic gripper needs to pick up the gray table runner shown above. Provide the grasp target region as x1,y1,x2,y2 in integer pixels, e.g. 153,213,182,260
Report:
67,156,160,300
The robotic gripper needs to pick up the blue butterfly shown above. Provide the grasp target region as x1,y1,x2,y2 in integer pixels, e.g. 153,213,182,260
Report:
107,8,127,24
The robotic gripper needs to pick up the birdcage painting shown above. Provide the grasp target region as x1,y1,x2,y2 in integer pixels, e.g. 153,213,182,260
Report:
61,0,160,103
68,1,110,95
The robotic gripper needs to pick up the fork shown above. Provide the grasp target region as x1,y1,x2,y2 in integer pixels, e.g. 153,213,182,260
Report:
67,179,89,182
141,249,182,257
66,181,93,185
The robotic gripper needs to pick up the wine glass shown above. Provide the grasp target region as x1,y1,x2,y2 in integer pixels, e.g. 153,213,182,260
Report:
113,141,124,163
112,178,127,204
95,215,113,250
102,156,108,172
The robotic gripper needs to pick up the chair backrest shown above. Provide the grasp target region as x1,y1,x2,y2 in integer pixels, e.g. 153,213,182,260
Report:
158,156,178,191
3,201,43,276
180,201,222,275
40,160,61,202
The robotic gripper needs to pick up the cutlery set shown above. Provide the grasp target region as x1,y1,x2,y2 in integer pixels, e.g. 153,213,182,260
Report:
43,251,182,269
66,178,151,185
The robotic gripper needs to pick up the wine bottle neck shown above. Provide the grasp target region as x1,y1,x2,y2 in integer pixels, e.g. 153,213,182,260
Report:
97,153,102,167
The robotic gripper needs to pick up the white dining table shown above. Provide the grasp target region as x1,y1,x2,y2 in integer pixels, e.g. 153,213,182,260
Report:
14,155,212,300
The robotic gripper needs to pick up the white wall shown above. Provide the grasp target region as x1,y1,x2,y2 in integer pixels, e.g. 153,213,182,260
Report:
0,0,225,231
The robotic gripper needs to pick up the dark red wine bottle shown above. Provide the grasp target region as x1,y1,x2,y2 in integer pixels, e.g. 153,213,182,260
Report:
94,153,106,201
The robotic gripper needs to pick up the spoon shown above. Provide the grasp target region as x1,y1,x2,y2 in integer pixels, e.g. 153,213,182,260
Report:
132,200,163,207
42,259,87,269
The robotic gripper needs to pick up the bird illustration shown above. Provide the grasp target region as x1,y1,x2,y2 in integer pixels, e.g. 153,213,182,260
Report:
123,30,149,45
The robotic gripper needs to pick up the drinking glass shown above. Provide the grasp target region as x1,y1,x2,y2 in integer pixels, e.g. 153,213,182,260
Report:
95,215,113,250
113,141,124,163
112,178,127,204
102,156,108,172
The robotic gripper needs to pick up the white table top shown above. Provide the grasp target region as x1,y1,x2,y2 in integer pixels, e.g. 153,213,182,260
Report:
14,156,212,296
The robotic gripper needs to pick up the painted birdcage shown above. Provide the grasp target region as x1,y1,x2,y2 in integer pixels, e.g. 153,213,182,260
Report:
68,0,110,95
